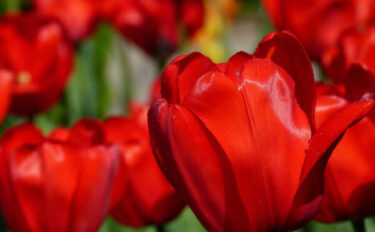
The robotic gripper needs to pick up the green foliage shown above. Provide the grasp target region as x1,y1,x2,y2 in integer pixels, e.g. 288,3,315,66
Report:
0,0,31,14
0,114,26,134
295,218,375,232
98,209,375,232
63,23,115,125
166,208,206,232
0,213,8,232
32,104,66,134
0,0,21,14
239,0,261,15
99,208,206,232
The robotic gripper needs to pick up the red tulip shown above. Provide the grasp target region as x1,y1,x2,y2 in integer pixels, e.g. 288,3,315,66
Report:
178,0,205,37
33,0,100,42
262,0,375,60
0,70,13,124
313,84,375,222
147,31,375,231
0,121,126,232
0,14,73,116
322,26,375,87
102,0,204,57
103,104,185,227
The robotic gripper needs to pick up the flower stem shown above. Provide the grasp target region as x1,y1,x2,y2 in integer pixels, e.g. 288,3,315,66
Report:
156,225,165,232
352,219,365,232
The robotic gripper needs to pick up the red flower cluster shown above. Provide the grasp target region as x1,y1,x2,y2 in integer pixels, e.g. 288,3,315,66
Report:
262,0,375,60
101,0,204,56
0,121,126,232
0,104,185,231
1,0,375,229
32,0,205,56
314,84,375,222
322,26,375,89
148,31,375,231
314,24,375,223
0,0,205,121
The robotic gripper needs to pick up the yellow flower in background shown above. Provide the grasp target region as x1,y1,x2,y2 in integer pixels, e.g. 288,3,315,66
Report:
198,36,226,63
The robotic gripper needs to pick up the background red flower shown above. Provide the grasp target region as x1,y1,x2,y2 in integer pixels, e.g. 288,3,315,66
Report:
0,122,126,232
0,14,73,116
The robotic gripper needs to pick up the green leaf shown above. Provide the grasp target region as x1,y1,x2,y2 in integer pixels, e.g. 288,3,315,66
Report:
98,208,206,232
165,208,206,232
62,23,115,125
32,104,66,134
99,217,155,232
295,220,357,232
0,114,26,134
92,23,115,118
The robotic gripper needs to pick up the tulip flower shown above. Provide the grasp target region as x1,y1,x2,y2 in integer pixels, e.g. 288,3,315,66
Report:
322,26,375,87
313,84,375,223
0,70,13,124
148,31,375,231
103,104,185,227
262,0,375,60
0,121,126,232
101,0,204,57
314,26,375,222
33,0,100,42
178,0,205,37
0,14,73,116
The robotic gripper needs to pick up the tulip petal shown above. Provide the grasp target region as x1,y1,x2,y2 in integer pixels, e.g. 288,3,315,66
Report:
0,124,44,155
149,99,225,231
0,124,43,232
161,52,217,103
255,31,316,130
71,145,123,232
41,143,82,231
314,94,375,222
312,94,349,222
224,51,253,81
346,63,375,101
68,118,106,147
10,147,43,232
183,59,310,230
105,116,183,226
104,117,144,143
149,99,252,231
288,94,375,229
6,143,81,232
48,127,70,141
316,82,346,97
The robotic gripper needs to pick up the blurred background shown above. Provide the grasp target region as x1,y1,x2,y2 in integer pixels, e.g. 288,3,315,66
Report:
0,0,371,231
